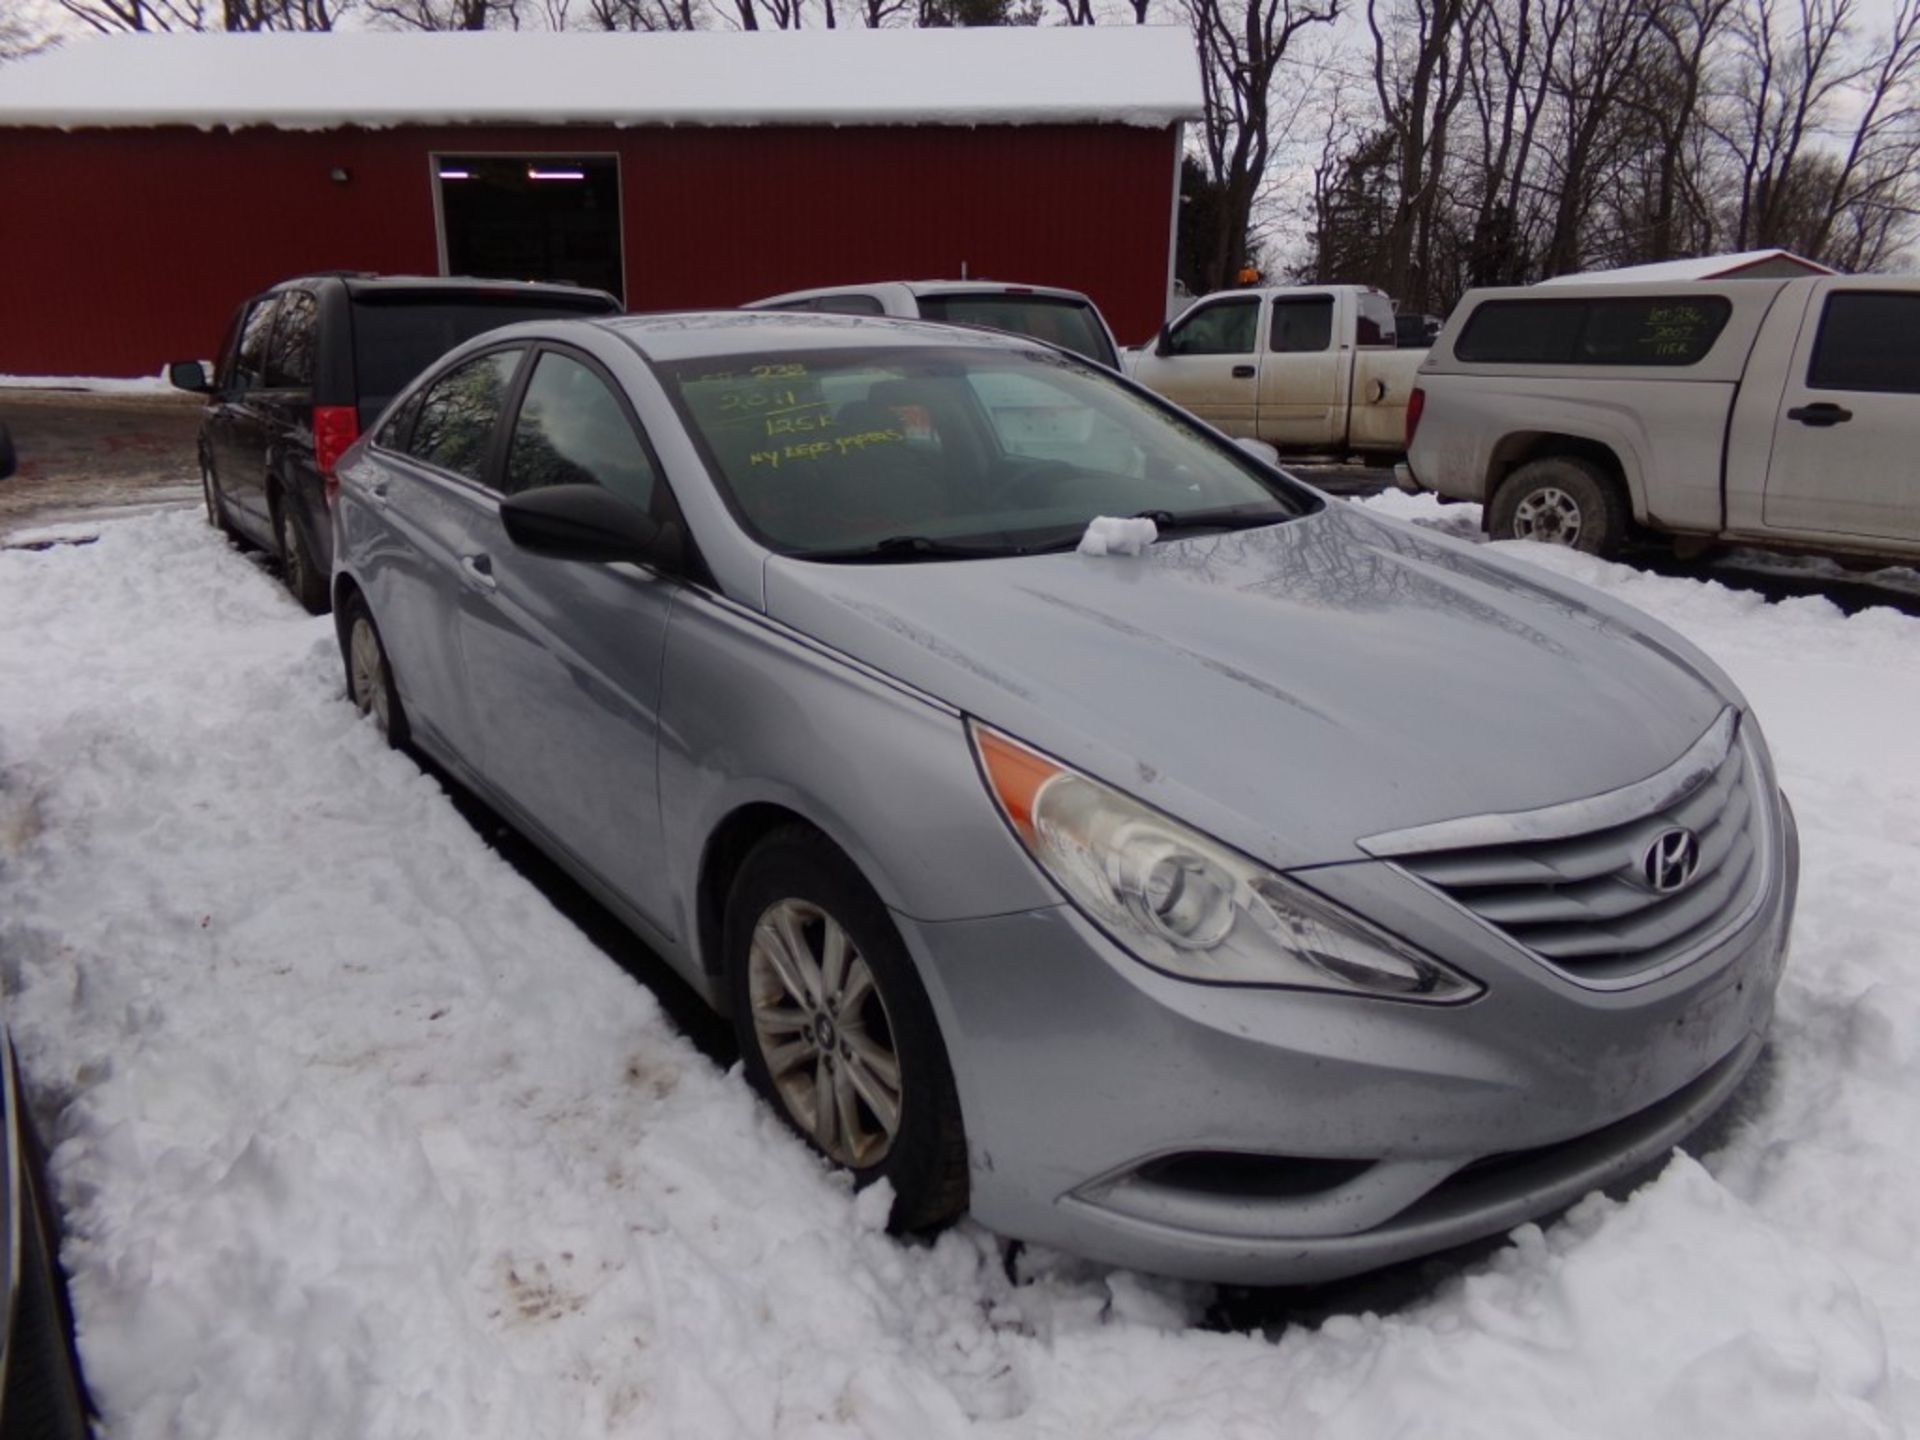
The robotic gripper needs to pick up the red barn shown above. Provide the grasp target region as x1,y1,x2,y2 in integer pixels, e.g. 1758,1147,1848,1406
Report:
0,27,1200,377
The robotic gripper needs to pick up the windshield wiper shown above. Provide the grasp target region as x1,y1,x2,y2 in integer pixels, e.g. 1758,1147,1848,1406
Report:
1129,508,1281,534
802,535,1017,563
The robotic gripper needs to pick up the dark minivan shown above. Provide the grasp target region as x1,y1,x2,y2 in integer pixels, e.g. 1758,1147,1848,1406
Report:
170,274,622,613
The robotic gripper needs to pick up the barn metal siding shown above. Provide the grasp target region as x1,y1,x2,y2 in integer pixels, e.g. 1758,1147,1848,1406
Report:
1,122,1175,378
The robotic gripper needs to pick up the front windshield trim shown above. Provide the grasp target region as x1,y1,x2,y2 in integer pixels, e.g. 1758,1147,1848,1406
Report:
644,342,1318,565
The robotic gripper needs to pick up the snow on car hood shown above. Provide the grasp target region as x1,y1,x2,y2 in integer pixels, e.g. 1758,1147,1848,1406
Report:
763,502,1732,870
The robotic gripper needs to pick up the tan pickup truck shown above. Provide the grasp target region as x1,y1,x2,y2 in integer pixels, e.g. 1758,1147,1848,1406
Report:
1402,275,1920,562
1126,285,1422,456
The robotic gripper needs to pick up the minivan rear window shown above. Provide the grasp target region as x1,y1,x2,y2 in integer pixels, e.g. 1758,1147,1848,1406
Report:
915,293,1118,368
349,294,618,423
1455,296,1732,367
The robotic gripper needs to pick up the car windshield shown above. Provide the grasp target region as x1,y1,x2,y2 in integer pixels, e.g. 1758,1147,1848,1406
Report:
914,294,1119,368
660,345,1310,561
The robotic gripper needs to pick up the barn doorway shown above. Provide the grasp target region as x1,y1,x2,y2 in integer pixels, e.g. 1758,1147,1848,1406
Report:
433,154,625,303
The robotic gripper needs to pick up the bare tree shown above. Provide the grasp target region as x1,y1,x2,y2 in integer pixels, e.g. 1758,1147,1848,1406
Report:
1186,0,1343,291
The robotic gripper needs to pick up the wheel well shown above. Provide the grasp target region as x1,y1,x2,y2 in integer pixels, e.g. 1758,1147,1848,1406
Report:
1487,433,1628,512
331,572,364,654
696,804,822,983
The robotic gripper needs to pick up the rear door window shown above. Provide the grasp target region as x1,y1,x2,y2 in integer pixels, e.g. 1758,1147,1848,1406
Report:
1808,292,1920,394
403,349,524,484
263,291,319,390
504,350,659,511
1165,298,1259,357
812,294,887,317
1269,296,1334,353
916,293,1117,367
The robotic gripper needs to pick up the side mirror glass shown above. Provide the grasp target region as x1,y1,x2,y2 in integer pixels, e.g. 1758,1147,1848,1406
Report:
0,424,15,481
168,360,213,394
501,483,669,567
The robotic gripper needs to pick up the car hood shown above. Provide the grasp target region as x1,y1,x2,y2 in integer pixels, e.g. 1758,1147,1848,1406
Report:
762,503,1731,869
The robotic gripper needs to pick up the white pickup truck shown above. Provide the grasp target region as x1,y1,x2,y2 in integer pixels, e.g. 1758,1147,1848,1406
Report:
1126,285,1422,456
1403,275,1920,562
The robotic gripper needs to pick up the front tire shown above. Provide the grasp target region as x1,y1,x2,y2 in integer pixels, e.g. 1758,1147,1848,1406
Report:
202,461,238,541
1488,456,1627,558
724,826,968,1232
340,593,408,748
275,495,329,616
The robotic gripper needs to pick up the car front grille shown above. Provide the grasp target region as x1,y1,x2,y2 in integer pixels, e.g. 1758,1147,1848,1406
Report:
1362,709,1771,987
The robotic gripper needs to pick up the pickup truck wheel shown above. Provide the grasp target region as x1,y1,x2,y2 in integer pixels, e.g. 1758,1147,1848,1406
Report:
1489,457,1627,558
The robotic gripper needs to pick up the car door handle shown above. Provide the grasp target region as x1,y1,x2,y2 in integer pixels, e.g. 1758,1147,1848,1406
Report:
1232,364,1257,379
1787,402,1853,427
459,554,497,593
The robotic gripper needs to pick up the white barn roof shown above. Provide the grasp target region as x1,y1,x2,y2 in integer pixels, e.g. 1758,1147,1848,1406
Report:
1536,250,1835,285
0,27,1204,132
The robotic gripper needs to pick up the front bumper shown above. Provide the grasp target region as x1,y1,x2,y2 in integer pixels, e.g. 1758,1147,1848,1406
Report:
897,799,1796,1285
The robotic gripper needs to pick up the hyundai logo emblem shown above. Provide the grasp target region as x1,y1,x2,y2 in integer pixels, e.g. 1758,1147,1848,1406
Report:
1642,827,1701,894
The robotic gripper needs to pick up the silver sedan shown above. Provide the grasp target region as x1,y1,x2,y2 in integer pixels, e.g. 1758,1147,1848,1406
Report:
330,313,1796,1284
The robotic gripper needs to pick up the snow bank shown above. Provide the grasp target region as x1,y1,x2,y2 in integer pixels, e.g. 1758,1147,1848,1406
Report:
1,508,1916,1438
0,371,177,395
0,29,1204,133
1077,515,1158,556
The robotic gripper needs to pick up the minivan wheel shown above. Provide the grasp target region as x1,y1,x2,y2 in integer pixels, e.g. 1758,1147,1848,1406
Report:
341,595,408,748
1489,456,1627,558
276,498,329,616
724,826,968,1232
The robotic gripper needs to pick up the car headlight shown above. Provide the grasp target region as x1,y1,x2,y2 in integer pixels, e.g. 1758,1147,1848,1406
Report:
972,723,1481,1003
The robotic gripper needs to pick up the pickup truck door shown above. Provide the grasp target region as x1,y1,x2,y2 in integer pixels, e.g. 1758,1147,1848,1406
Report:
1129,295,1262,435
1761,282,1920,546
1255,293,1344,446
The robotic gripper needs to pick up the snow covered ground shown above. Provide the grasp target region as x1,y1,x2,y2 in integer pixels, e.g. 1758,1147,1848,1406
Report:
1,498,1916,1439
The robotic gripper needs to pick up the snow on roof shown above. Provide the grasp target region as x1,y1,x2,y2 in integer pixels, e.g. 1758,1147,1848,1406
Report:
1535,250,1835,285
0,27,1204,132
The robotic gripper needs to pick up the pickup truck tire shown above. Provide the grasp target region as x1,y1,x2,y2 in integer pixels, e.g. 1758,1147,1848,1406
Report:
1489,457,1627,558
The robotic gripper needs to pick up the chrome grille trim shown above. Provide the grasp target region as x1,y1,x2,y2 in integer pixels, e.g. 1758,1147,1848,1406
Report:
1365,709,1776,990
1357,708,1738,859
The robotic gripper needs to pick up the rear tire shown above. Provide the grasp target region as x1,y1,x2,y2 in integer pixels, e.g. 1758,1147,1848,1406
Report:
1488,456,1628,558
275,495,329,616
340,593,408,749
724,826,968,1233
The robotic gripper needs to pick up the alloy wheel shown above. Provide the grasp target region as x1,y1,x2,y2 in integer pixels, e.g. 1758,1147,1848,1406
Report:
348,615,390,735
747,898,903,1169
1511,486,1584,546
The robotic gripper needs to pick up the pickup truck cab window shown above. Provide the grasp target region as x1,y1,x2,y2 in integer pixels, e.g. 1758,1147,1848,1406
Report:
1269,296,1333,354
1809,292,1920,394
1167,298,1259,357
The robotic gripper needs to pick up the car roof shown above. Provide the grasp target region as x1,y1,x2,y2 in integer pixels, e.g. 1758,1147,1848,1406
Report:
268,273,620,307
754,279,1099,305
597,309,1064,362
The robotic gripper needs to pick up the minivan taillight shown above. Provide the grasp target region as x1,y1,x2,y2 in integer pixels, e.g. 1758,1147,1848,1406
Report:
314,405,359,505
1405,386,1426,450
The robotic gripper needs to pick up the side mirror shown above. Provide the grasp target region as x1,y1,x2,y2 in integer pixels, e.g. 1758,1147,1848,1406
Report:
501,483,676,568
169,360,213,394
0,424,15,481
1234,437,1281,467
